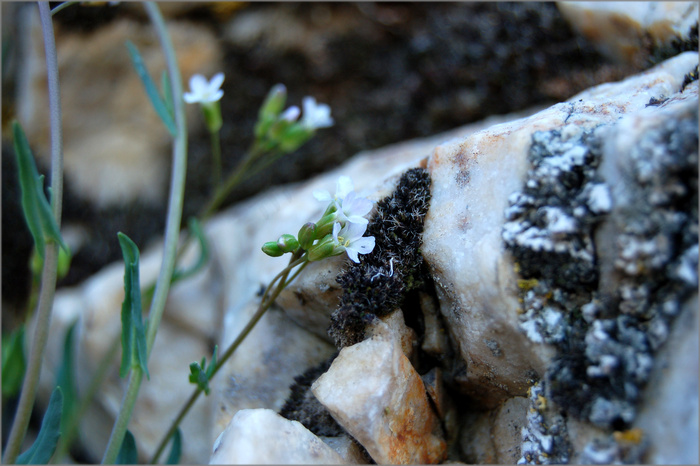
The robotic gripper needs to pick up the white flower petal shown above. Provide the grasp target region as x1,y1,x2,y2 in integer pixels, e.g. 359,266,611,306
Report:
210,72,225,90
280,106,300,122
346,247,361,263
313,190,332,202
336,176,354,199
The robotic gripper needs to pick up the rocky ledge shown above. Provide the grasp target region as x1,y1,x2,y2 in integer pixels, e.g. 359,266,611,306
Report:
38,51,697,464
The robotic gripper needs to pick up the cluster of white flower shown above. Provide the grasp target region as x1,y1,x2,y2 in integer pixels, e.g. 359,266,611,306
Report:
311,176,375,263
183,73,334,131
263,176,375,264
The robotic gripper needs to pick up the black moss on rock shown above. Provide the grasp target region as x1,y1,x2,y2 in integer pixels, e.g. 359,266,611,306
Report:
279,353,343,437
329,167,432,348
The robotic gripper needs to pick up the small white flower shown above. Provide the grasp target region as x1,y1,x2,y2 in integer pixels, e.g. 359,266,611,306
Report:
313,175,353,204
184,72,224,104
333,221,375,263
301,96,334,129
280,105,301,122
313,176,372,224
338,190,373,225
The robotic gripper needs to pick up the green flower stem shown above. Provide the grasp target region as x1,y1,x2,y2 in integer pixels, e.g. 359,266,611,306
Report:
149,253,307,463
101,3,188,463
199,144,265,220
2,3,64,463
210,129,222,189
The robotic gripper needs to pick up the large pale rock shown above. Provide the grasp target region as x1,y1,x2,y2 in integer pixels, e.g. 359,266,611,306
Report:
558,2,698,66
209,409,345,464
312,330,447,464
635,296,698,464
421,51,698,407
16,8,222,207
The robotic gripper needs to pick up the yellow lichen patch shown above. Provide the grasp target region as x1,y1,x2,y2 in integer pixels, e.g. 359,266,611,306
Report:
536,394,547,412
518,278,539,291
614,428,644,444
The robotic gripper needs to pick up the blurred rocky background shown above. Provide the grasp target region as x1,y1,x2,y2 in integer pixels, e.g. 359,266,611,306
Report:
3,1,644,322
1,1,697,464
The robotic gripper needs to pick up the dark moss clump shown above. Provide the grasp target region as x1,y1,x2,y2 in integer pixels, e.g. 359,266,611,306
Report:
681,64,698,92
279,353,343,437
648,22,698,66
329,167,432,348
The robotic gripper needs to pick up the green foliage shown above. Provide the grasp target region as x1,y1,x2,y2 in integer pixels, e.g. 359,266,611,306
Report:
12,121,67,260
161,70,174,122
165,428,182,464
117,232,150,379
2,326,27,398
116,430,138,464
125,40,176,136
16,387,63,464
188,345,218,395
55,321,78,446
30,244,71,282
171,218,210,284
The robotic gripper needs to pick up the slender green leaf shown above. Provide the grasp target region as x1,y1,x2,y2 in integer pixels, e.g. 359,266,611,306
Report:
125,40,176,136
171,218,210,283
161,70,174,121
55,321,78,445
2,326,27,398
13,121,67,259
16,387,63,464
165,428,182,465
117,232,149,379
116,430,138,465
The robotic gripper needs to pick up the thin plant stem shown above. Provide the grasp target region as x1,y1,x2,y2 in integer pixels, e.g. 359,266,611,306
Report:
2,248,59,465
149,253,307,463
50,1,77,15
210,130,222,189
101,2,188,463
2,3,64,463
199,144,264,220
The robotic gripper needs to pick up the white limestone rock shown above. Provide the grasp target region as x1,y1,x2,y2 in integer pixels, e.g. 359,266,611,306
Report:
209,409,345,464
311,330,447,464
421,52,698,407
558,1,698,65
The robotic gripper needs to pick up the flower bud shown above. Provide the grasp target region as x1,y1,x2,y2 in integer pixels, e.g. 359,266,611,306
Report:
262,241,284,257
276,233,299,253
255,84,287,139
297,222,317,250
314,213,338,239
278,125,313,153
307,235,341,262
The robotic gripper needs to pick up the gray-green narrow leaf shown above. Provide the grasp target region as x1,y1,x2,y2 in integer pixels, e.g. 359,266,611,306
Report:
117,232,149,380
13,121,67,260
166,428,182,464
125,40,177,137
16,387,63,464
56,321,78,443
2,325,27,397
116,430,138,465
